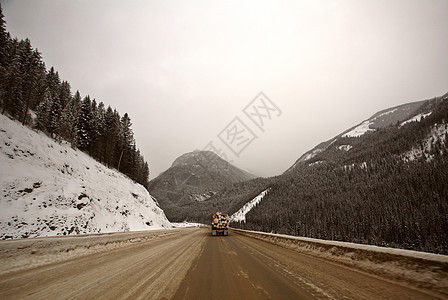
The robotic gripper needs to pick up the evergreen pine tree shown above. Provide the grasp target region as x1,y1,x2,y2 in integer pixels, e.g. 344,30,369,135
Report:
76,96,93,151
0,4,7,66
19,39,44,125
88,99,99,155
59,81,71,108
142,161,150,186
45,67,63,137
70,90,82,146
58,88,81,144
104,106,120,167
95,101,107,161
0,4,8,109
118,113,134,173
2,53,22,116
36,89,51,131
46,67,61,100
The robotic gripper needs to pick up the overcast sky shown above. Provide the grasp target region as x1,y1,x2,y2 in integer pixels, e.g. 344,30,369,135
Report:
3,0,448,179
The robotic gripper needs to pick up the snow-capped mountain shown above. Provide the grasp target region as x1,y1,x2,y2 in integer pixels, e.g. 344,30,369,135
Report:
0,114,171,239
286,93,446,172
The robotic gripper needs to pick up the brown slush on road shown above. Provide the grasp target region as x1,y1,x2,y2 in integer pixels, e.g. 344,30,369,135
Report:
173,229,443,299
0,228,205,299
0,227,444,299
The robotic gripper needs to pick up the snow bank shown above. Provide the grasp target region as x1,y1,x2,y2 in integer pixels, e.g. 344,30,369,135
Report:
230,189,269,222
400,112,432,127
0,115,171,239
342,121,374,138
233,228,448,294
171,222,204,228
189,191,216,202
337,145,353,151
295,148,323,164
375,108,398,119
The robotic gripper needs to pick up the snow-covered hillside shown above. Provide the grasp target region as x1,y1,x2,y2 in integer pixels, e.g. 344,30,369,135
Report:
400,112,432,127
342,120,374,138
230,189,269,222
0,115,171,239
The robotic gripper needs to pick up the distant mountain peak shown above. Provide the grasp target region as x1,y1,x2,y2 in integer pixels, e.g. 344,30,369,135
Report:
148,150,257,221
171,150,221,168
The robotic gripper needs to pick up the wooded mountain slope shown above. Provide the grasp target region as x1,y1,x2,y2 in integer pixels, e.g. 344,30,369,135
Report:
234,95,448,254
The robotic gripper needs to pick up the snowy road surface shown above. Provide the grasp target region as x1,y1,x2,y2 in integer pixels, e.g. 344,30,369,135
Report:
0,228,444,299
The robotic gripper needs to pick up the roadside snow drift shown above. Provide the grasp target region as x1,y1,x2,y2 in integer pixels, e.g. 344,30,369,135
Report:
400,112,432,127
231,189,269,222
0,114,171,239
233,229,448,294
342,120,374,138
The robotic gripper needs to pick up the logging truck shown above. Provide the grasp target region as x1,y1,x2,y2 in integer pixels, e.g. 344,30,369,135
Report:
211,212,229,236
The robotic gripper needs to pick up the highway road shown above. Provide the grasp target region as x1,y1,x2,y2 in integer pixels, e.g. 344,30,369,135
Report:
0,228,444,299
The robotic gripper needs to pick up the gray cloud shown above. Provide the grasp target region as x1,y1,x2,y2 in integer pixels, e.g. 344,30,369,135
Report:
3,0,448,178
